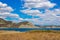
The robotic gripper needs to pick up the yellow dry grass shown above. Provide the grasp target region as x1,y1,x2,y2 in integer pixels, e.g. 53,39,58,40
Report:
0,30,60,40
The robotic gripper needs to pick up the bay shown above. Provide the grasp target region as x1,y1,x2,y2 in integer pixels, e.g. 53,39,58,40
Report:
0,28,60,32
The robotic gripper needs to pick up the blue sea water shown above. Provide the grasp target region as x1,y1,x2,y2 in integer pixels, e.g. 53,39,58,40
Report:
0,28,60,32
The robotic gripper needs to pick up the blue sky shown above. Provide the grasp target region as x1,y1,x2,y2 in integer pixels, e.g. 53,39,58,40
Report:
0,0,60,25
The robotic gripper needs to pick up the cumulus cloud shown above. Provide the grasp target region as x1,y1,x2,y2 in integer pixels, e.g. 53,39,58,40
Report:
0,2,23,22
21,9,60,25
20,9,44,16
24,0,56,9
0,2,13,12
20,0,60,25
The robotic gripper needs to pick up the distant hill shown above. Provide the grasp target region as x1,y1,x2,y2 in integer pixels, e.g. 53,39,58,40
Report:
0,18,13,27
0,18,6,24
0,18,37,28
0,18,60,28
17,21,37,28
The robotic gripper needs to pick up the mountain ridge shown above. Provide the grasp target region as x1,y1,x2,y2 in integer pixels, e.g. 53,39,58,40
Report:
0,18,36,28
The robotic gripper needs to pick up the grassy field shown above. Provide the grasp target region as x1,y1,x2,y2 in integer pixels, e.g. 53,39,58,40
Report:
0,30,60,40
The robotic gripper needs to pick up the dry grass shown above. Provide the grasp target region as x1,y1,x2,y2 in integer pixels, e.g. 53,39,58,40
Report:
0,30,60,40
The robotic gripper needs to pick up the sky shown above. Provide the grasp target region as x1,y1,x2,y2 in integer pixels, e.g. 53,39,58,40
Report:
0,0,60,25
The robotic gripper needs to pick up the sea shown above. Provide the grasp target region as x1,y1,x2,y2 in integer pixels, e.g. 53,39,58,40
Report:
0,28,60,32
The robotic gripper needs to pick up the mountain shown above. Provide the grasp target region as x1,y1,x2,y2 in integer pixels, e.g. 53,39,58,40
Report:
0,18,7,24
17,21,37,28
0,18,60,28
0,18,37,28
0,18,7,27
0,18,13,27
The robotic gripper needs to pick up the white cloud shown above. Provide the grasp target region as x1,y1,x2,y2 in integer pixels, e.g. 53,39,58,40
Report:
41,9,60,25
20,9,60,25
0,2,24,22
20,0,60,25
24,0,56,9
0,2,13,13
0,2,7,7
0,2,19,18
20,9,44,16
